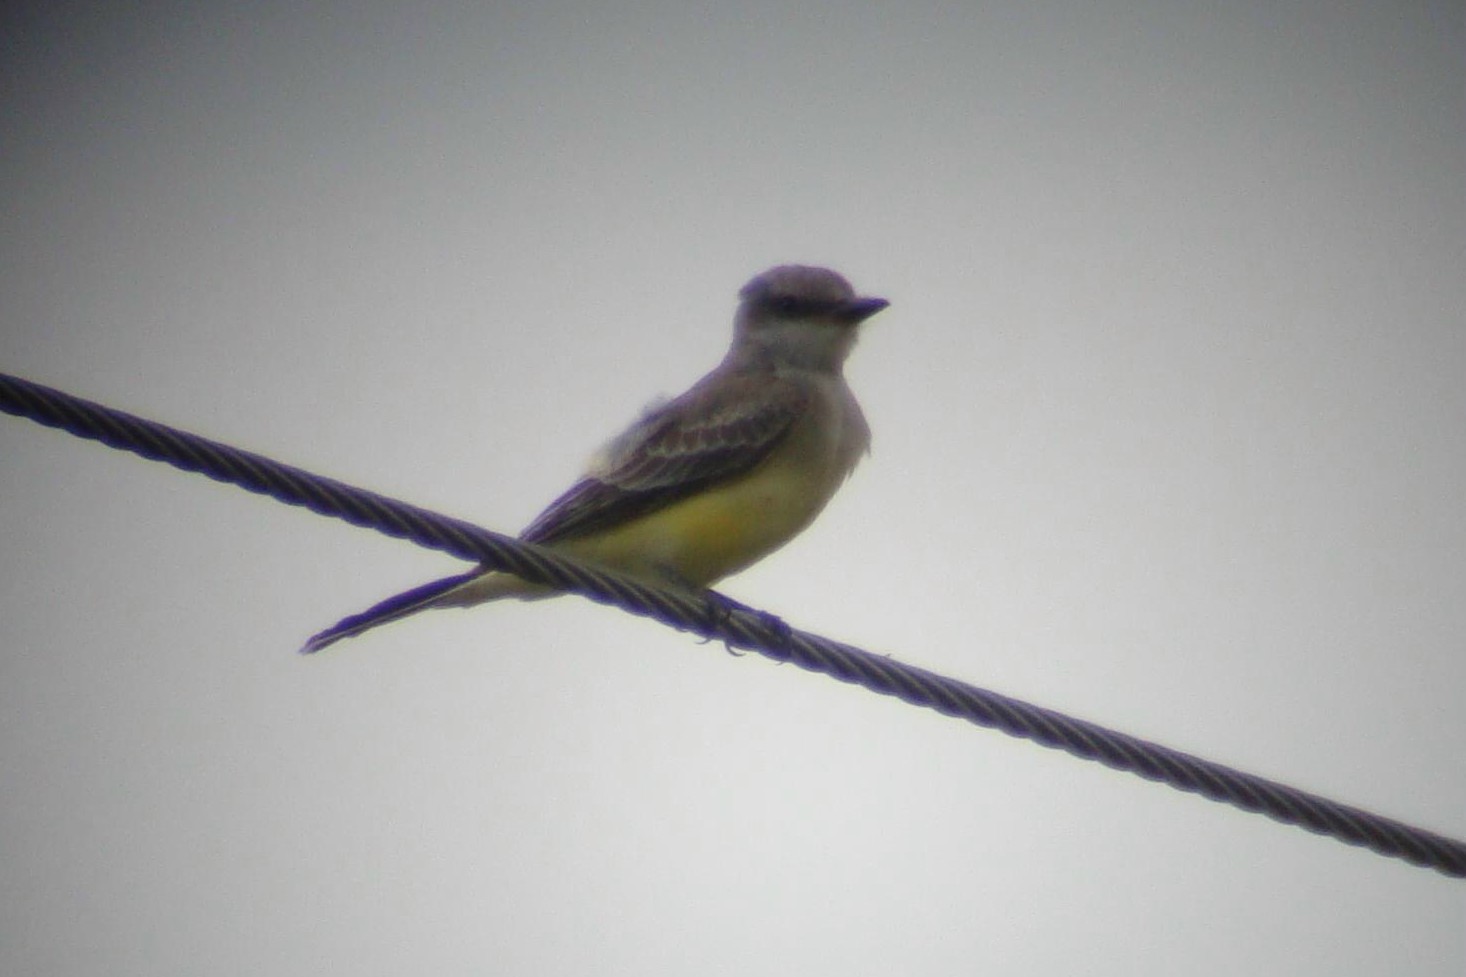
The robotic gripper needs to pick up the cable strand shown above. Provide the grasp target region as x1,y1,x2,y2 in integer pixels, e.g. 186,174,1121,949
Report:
3,369,1463,878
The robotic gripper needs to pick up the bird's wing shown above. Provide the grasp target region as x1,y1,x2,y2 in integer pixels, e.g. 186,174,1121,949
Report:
520,370,808,545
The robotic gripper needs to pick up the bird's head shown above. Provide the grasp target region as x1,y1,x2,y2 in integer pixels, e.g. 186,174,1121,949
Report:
731,265,888,372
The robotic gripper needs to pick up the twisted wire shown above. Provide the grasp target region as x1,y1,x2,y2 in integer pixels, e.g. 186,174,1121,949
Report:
3,370,1463,878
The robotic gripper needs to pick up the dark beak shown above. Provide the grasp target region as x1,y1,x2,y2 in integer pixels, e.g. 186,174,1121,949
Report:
840,296,890,323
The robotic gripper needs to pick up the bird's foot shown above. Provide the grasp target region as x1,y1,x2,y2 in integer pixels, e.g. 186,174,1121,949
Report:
702,590,793,656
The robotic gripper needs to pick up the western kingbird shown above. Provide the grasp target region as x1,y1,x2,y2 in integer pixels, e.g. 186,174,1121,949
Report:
301,265,888,652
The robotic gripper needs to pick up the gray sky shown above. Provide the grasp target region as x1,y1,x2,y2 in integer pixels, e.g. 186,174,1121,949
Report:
3,2,1463,974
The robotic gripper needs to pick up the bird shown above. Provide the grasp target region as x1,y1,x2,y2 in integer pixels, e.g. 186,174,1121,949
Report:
301,264,888,653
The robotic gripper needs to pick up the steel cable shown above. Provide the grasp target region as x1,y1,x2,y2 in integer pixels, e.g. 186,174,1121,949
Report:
3,370,1462,878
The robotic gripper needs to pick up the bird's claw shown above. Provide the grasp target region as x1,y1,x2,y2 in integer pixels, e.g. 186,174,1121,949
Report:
702,591,793,656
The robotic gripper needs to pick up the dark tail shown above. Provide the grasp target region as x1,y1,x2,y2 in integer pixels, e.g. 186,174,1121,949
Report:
300,569,484,654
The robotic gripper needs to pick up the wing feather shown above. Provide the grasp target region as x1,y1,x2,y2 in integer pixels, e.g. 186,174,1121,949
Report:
520,371,807,545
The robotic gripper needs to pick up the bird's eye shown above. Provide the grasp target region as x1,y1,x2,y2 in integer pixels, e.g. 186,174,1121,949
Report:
770,296,807,316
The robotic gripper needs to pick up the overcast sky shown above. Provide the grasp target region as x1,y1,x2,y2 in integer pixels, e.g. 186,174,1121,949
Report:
3,2,1463,974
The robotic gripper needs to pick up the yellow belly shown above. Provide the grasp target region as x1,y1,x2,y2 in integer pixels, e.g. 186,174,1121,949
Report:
557,450,844,588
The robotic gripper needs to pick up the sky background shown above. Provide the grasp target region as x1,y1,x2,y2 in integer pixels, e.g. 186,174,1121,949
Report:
3,1,1464,974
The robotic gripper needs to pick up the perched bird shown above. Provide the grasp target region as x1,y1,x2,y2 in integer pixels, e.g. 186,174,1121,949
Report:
302,265,888,653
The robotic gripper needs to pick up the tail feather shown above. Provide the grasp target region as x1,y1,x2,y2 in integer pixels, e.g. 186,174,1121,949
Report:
300,569,485,654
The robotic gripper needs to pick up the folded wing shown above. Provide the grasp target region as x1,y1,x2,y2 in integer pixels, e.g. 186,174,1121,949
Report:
522,371,808,545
